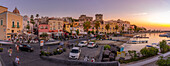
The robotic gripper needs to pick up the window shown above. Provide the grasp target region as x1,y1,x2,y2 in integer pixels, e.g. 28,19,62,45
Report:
4,29,5,31
58,22,60,25
58,26,60,29
7,36,10,38
45,26,48,29
12,21,15,28
53,28,55,30
40,26,43,29
27,21,29,24
1,19,3,25
11,30,14,33
17,21,19,28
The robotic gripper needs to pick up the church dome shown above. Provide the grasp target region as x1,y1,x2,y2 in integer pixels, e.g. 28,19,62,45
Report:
13,7,20,14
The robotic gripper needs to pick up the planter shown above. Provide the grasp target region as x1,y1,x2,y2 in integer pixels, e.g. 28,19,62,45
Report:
0,48,3,52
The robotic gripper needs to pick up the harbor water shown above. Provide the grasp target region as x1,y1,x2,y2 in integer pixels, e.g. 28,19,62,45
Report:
123,33,170,52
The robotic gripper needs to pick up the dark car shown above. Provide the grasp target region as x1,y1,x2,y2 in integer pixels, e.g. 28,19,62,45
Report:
19,44,33,52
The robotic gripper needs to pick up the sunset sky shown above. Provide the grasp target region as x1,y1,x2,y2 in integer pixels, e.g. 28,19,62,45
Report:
1,0,170,30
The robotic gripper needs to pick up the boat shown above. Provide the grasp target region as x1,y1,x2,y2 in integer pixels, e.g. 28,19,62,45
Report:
127,40,148,44
159,33,170,37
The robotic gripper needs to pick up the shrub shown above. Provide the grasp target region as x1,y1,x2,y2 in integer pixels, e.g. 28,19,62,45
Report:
156,56,170,66
40,51,45,55
140,47,159,57
91,40,96,43
0,48,3,52
63,48,66,52
104,45,111,50
159,40,170,53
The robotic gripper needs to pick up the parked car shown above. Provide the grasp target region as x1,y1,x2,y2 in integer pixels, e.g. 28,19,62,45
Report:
78,41,88,47
69,47,81,59
87,42,98,48
19,44,34,52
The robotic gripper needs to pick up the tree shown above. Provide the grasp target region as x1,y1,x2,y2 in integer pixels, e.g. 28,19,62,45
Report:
156,56,170,66
94,21,100,34
26,24,30,29
36,14,39,18
115,25,119,33
121,26,125,32
76,29,79,35
105,24,110,33
83,21,91,32
159,40,170,53
30,15,34,19
41,33,48,38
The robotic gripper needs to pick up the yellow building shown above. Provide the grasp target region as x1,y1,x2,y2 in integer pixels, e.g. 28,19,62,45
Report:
72,21,79,27
0,6,23,40
48,18,64,36
63,22,71,32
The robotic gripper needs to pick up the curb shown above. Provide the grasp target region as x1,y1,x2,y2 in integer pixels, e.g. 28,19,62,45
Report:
40,56,119,66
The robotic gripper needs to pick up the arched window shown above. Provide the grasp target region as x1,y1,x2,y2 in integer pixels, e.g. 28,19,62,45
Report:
17,21,19,28
1,19,3,25
12,21,15,28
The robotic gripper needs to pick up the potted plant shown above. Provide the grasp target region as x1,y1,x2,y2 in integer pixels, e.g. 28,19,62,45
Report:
0,48,3,52
58,50,63,54
40,51,45,56
63,48,66,52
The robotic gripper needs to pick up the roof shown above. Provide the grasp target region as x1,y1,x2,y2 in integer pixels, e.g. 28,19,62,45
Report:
13,7,20,14
0,6,8,9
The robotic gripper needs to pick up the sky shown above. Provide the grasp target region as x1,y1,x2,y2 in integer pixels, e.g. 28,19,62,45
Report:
1,0,170,30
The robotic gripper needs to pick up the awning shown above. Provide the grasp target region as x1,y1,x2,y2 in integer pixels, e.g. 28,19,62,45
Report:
7,33,17,35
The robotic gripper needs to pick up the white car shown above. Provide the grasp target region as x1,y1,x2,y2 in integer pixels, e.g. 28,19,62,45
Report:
78,41,88,47
87,42,98,48
69,47,81,59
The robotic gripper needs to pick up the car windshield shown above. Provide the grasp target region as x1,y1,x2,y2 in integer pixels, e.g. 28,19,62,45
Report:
27,45,31,47
71,49,79,53
89,43,94,45
80,42,85,44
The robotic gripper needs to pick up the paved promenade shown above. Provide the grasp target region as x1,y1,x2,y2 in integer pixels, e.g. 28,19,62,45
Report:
127,51,170,66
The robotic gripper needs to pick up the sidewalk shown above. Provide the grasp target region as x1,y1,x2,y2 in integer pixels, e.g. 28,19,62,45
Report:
126,51,170,66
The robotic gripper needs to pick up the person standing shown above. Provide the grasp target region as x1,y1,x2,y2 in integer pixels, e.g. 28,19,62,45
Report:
8,47,13,57
91,57,95,62
15,56,20,64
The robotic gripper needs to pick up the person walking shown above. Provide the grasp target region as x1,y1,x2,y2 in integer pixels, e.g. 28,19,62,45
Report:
8,47,13,57
15,56,20,64
16,45,19,52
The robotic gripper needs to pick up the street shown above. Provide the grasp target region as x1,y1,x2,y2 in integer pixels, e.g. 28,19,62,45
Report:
0,38,88,66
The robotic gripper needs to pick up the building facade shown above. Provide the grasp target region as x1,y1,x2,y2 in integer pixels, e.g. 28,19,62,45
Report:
0,6,23,40
48,18,64,37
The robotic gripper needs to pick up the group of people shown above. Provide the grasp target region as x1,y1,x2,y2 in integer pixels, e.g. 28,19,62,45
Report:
8,46,20,64
9,36,39,44
84,56,95,62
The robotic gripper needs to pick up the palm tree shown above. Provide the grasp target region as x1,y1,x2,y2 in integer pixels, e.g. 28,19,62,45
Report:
94,21,100,34
121,26,125,32
83,21,91,39
105,24,110,33
30,15,35,34
83,21,91,32
30,15,34,19
115,25,119,33
36,14,39,18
